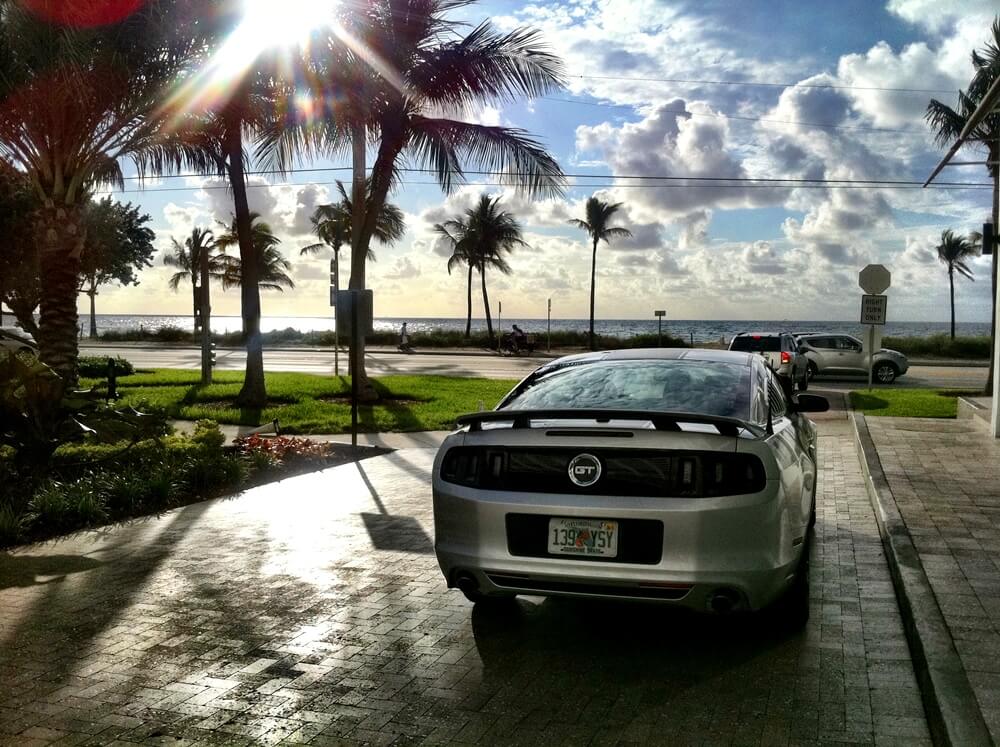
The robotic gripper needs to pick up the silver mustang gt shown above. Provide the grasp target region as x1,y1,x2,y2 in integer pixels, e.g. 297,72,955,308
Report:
432,348,828,618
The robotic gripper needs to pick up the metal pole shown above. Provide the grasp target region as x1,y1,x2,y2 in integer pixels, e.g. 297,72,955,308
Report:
993,187,1000,437
199,245,212,385
332,254,340,377
868,325,875,391
547,298,551,353
658,316,662,347
351,291,359,448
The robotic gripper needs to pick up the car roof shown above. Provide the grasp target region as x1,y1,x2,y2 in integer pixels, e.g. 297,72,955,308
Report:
733,331,788,337
533,347,756,375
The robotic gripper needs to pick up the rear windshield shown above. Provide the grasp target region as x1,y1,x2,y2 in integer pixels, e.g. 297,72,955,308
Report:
501,360,750,419
730,336,780,352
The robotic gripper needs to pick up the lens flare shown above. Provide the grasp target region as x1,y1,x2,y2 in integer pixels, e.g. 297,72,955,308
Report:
20,0,146,27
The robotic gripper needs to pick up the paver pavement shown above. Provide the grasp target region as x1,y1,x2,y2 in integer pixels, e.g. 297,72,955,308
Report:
0,422,929,745
867,416,1000,742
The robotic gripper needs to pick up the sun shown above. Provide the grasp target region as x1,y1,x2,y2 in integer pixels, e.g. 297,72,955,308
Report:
239,0,335,51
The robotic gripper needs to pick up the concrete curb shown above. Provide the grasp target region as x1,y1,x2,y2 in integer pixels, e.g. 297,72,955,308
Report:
79,342,558,360
850,413,991,747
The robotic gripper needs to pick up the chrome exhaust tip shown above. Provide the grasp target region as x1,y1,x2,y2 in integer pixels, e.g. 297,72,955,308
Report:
455,572,479,595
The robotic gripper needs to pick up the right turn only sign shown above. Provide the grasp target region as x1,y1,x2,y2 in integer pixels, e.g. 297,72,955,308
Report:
861,294,888,325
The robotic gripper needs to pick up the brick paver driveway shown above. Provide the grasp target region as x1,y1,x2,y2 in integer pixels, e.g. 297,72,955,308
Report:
1,422,929,746
867,416,1000,742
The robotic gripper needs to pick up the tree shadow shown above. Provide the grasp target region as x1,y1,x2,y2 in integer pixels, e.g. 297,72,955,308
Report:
0,553,105,589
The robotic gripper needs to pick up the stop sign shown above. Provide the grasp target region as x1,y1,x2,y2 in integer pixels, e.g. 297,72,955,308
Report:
859,264,891,295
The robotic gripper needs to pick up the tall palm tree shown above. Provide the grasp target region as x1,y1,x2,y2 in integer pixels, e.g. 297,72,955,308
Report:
216,214,295,293
440,232,477,339
926,17,1000,389
0,0,200,384
936,230,979,340
435,195,527,345
300,180,406,264
569,197,633,351
266,0,565,394
163,228,228,330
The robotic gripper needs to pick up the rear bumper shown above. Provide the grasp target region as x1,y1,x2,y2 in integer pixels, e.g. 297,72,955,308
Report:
433,482,802,611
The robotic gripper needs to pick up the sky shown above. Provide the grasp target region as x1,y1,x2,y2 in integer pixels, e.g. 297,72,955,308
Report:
94,0,999,323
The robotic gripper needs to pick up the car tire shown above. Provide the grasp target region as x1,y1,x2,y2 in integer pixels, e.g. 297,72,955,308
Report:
873,362,897,384
797,368,808,392
767,531,811,631
806,361,818,381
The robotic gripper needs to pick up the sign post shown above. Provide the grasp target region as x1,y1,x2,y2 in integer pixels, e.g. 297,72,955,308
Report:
547,298,552,353
336,290,373,447
329,257,339,376
654,310,666,347
859,265,891,391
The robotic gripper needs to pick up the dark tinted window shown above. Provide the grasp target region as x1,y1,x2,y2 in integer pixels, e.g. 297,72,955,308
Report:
503,360,751,419
806,336,833,349
730,335,780,352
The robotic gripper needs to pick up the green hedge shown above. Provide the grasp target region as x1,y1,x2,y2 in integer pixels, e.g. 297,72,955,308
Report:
77,355,135,378
0,421,242,547
881,334,990,359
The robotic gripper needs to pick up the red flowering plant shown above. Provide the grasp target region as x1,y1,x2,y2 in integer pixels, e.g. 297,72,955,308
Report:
234,435,336,468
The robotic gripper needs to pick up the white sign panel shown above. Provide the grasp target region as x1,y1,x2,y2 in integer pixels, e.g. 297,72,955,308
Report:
861,294,887,325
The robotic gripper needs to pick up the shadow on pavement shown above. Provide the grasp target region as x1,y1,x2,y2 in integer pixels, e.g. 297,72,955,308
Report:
0,553,105,589
360,512,434,555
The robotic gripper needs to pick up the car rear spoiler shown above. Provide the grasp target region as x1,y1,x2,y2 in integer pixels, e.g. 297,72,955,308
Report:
455,409,762,438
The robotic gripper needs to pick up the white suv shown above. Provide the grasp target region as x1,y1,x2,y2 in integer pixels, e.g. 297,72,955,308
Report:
728,332,808,393
795,334,908,384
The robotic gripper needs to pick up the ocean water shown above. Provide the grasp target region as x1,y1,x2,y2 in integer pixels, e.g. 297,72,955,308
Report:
87,315,992,342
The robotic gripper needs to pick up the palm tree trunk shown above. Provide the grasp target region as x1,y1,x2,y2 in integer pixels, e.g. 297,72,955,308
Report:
466,262,473,338
192,279,200,333
225,107,266,409
481,265,494,344
589,237,598,351
88,277,98,339
34,202,85,386
200,244,212,386
949,267,956,340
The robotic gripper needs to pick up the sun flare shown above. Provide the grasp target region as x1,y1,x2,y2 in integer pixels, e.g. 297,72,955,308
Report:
239,0,335,51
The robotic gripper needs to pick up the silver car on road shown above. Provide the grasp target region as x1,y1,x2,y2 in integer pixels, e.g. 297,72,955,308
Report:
795,333,909,384
432,349,829,620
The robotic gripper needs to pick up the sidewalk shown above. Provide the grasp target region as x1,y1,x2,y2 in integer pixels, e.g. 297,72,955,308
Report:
860,414,1000,743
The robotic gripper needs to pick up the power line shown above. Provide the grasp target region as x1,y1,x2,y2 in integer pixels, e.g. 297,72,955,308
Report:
573,73,955,95
542,97,925,135
112,178,992,196
120,166,992,187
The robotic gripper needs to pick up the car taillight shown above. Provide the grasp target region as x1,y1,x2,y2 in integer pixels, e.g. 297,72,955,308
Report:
441,448,481,486
781,351,791,364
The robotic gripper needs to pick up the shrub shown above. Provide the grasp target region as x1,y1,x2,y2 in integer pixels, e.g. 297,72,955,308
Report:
882,334,990,359
29,481,108,531
78,356,135,378
191,419,226,449
234,434,337,464
0,503,23,546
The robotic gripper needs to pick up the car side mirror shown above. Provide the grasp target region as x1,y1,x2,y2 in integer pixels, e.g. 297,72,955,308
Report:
790,394,829,413
797,345,808,354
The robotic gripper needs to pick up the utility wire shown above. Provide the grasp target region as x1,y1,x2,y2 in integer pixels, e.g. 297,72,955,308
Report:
111,179,992,196
119,166,992,187
572,73,956,95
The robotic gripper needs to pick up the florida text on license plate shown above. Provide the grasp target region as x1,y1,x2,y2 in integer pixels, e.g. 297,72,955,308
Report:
547,518,619,557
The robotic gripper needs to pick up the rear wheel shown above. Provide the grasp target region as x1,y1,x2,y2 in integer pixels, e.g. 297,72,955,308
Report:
873,362,897,384
806,361,818,381
768,533,812,630
797,367,809,391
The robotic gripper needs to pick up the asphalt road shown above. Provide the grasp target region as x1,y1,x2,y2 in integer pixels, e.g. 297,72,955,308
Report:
80,343,990,389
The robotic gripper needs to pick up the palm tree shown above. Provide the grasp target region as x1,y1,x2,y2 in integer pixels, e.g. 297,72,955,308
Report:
216,214,295,293
569,197,633,351
936,230,979,340
0,1,199,384
163,228,228,330
266,0,565,394
440,233,477,339
926,17,1000,389
300,180,406,264
435,195,527,345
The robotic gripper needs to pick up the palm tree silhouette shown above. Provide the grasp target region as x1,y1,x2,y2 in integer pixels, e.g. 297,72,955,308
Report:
569,197,633,351
435,195,527,345
926,18,999,388
163,228,228,332
215,213,294,295
936,230,980,340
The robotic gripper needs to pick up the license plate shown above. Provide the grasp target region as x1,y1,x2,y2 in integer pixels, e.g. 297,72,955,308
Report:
547,518,619,558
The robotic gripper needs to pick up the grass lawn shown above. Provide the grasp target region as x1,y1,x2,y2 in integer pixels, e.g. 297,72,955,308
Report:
849,388,977,418
83,370,519,434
